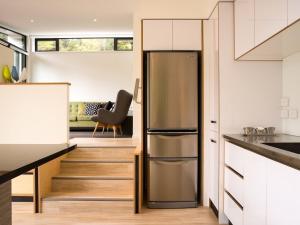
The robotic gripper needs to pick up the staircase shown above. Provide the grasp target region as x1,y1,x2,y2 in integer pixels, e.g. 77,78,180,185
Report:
41,146,136,213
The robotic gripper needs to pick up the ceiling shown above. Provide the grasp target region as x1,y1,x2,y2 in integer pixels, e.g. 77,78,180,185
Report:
0,0,218,36
0,0,134,35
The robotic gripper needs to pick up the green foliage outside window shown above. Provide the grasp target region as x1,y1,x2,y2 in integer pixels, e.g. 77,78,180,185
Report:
117,39,133,51
0,33,7,41
37,40,57,51
59,38,114,52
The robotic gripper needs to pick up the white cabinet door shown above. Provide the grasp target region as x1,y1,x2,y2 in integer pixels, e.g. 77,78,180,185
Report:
208,8,219,131
267,160,300,225
173,20,202,50
143,20,173,50
234,0,255,58
288,0,300,25
255,0,288,45
209,131,219,209
243,150,267,225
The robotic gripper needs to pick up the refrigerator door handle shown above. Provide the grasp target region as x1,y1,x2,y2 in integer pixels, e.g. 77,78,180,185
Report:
147,131,198,135
151,158,196,166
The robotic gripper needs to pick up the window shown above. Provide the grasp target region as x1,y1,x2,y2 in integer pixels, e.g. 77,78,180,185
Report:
0,26,27,51
115,38,133,51
35,39,58,52
14,52,26,75
59,38,114,52
35,37,133,52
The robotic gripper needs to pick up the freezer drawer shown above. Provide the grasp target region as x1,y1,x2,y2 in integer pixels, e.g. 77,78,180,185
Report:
147,52,198,130
147,133,198,157
148,158,197,208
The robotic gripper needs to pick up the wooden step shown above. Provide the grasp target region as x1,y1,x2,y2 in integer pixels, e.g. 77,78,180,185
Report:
62,158,134,163
44,192,133,201
60,162,134,177
66,147,135,161
41,200,133,214
51,178,133,194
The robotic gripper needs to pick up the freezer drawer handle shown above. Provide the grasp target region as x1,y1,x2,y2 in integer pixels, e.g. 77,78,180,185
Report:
154,160,189,166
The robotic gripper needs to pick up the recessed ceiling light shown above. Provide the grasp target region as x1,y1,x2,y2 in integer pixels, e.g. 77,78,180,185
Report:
30,19,34,23
93,18,97,22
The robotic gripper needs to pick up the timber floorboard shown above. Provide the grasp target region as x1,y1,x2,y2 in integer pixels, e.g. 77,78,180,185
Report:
12,203,220,225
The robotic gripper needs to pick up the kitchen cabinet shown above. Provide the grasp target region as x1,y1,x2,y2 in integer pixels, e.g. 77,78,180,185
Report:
207,8,219,131
234,0,255,58
224,141,300,225
243,150,267,225
143,20,173,50
254,0,287,46
143,20,202,50
288,0,300,25
224,192,243,225
172,20,202,50
209,131,219,209
266,159,300,225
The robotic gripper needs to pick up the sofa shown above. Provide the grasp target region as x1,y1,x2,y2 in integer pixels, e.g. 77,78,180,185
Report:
69,102,133,135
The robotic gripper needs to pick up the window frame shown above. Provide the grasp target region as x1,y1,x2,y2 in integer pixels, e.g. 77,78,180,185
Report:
35,38,59,52
35,37,133,52
0,25,27,52
114,37,133,51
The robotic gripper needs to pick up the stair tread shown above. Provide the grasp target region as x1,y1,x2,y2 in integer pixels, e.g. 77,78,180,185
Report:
53,174,134,180
43,192,133,201
62,158,134,163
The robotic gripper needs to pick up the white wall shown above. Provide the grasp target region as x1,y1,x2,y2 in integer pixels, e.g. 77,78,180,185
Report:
282,52,300,135
0,84,69,144
0,44,14,83
30,51,133,102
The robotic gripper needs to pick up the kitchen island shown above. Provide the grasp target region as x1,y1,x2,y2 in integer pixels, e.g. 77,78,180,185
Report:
0,144,76,225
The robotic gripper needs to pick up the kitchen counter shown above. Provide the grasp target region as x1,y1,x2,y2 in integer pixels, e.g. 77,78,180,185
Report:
0,143,76,225
223,134,300,170
0,143,77,185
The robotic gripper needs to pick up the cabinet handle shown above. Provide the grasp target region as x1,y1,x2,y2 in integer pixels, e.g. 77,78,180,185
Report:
210,120,217,124
210,139,217,143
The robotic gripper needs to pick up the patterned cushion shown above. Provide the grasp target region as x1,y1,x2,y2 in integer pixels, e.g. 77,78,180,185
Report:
85,103,101,115
78,103,86,115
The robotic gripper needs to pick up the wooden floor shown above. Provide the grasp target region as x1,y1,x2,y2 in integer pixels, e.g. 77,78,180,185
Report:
12,202,219,225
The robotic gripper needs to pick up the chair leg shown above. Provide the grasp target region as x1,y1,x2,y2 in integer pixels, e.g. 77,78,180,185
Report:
92,122,99,137
113,126,116,138
119,125,123,136
102,125,105,134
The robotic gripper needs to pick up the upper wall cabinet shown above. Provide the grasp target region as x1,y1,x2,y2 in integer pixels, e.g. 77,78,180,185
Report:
254,0,287,46
234,0,255,58
143,20,173,50
172,20,202,50
143,20,202,51
235,0,300,60
288,0,300,25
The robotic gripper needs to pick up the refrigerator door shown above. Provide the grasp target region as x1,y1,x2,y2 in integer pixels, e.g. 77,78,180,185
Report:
148,158,198,208
147,52,198,131
147,133,198,158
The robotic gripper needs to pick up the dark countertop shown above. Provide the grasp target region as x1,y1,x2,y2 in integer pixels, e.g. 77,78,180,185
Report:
223,134,300,170
0,143,76,184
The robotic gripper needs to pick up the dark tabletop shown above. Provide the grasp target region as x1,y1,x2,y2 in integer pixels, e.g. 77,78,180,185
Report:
223,134,300,170
0,143,76,184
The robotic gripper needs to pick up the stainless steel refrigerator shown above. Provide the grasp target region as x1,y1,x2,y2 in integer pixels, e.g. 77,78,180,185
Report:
146,52,199,208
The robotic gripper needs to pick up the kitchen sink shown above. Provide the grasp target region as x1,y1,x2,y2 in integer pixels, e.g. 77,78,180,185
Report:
262,142,300,154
